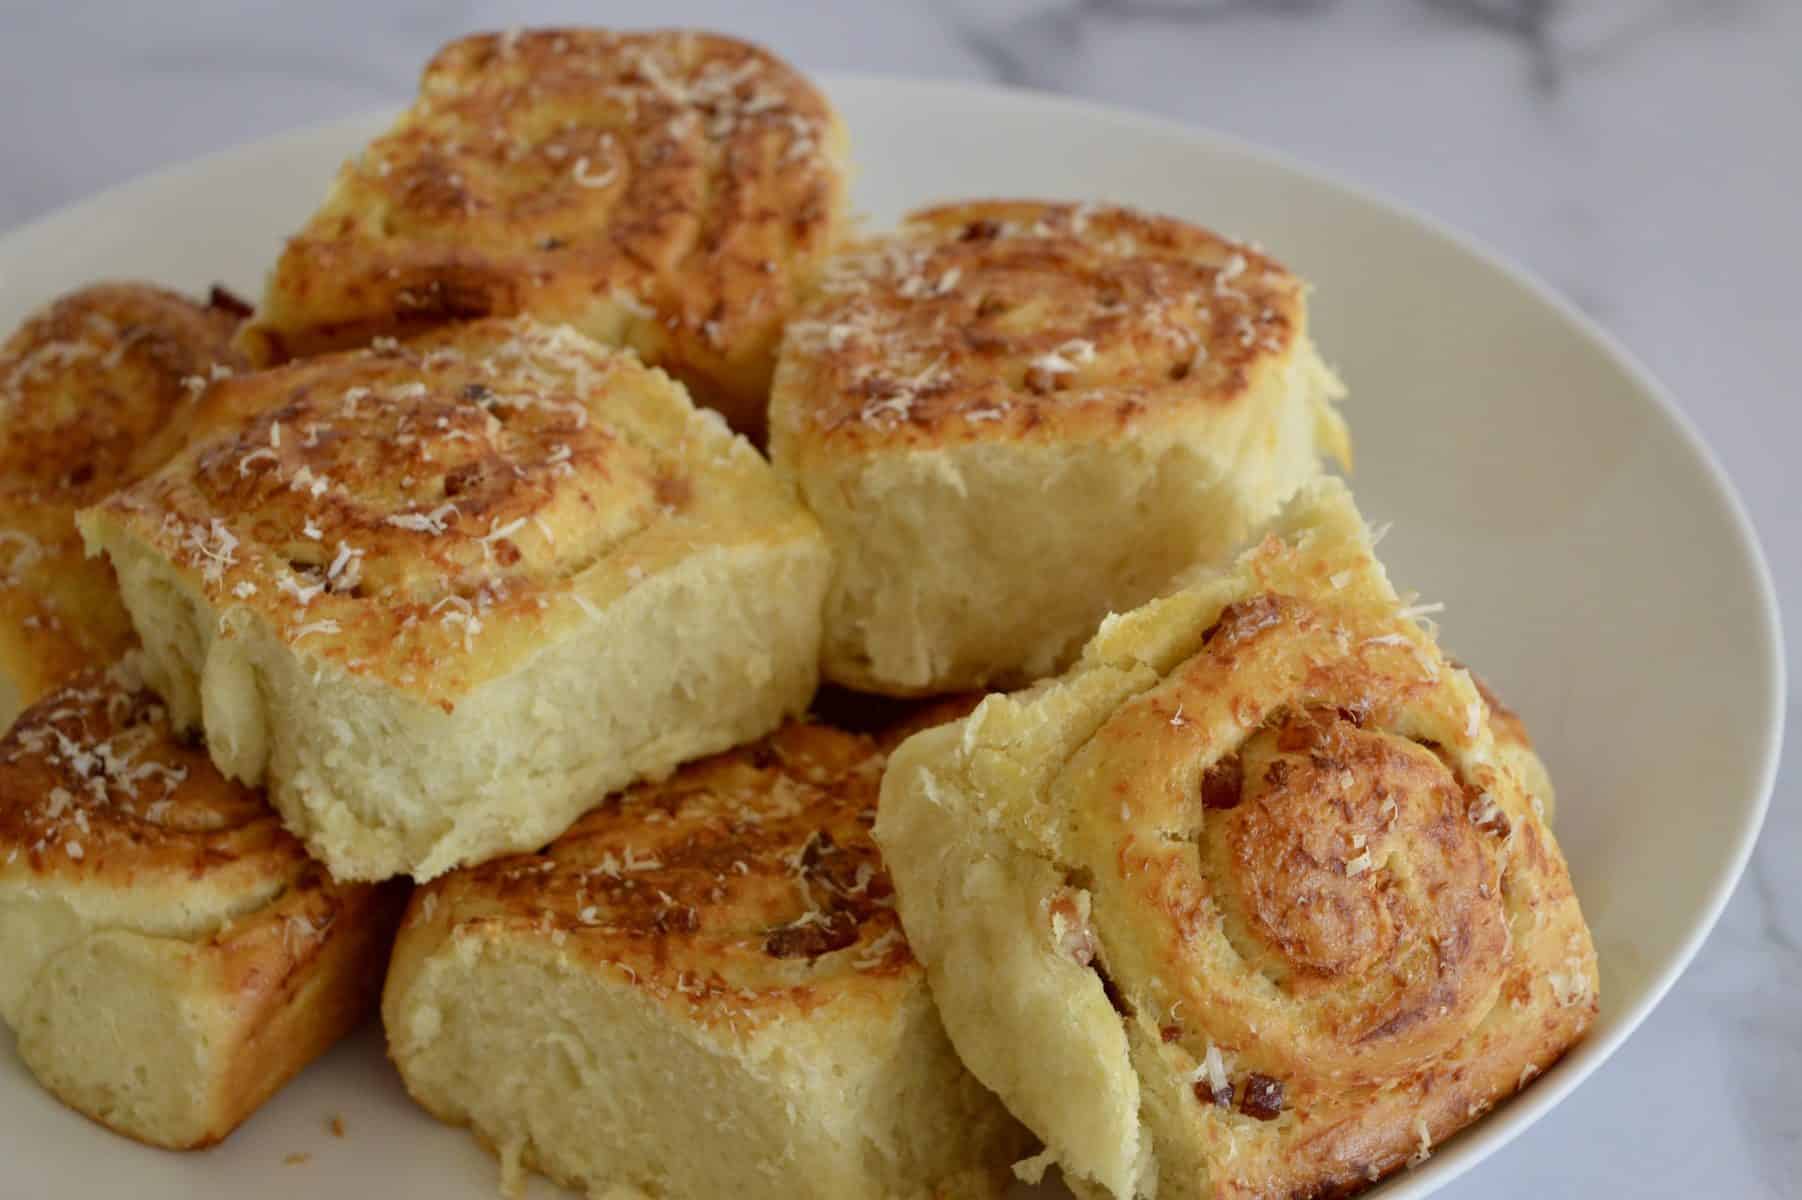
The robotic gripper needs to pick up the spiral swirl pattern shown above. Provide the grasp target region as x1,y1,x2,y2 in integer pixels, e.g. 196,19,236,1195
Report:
0,660,394,961
1070,502,1594,1193
875,480,1599,1199
89,318,776,703
775,200,1347,457
0,662,291,881
245,29,848,435
1093,594,1518,1086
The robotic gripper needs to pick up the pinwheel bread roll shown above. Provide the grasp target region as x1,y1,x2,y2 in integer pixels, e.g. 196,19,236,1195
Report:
0,283,246,726
240,28,849,439
0,661,405,1148
383,719,1031,1200
770,200,1349,695
875,478,1598,1200
78,318,829,882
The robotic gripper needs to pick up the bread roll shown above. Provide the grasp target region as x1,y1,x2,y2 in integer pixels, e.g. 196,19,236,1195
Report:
240,28,849,439
770,200,1349,695
384,719,1030,1200
0,660,405,1148
0,283,246,727
79,318,829,881
875,479,1597,1200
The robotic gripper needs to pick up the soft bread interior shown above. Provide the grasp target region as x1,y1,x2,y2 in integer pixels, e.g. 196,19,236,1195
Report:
386,929,1013,1200
0,875,398,1149
97,531,828,882
0,870,285,1031
877,708,1154,1199
11,928,216,1146
794,340,1343,695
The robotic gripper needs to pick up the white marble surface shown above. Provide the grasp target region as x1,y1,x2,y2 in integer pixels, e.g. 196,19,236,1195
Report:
1,1,1796,1195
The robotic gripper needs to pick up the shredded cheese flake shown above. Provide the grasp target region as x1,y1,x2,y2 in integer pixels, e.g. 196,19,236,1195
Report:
572,156,616,188
1408,1117,1433,1167
386,503,459,535
483,517,527,545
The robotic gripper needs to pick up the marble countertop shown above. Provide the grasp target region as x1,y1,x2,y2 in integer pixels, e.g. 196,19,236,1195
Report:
2,1,1796,1196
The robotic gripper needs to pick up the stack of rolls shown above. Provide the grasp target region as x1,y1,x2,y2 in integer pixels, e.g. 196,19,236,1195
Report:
0,23,1597,1200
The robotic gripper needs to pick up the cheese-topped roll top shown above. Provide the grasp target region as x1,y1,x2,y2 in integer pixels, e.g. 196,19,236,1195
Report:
384,720,1029,1200
79,318,829,881
0,660,404,1149
770,200,1349,695
410,723,911,1010
778,200,1346,456
0,283,247,725
243,28,850,438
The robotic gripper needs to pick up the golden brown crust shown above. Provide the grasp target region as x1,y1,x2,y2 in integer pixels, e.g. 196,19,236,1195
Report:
1455,663,1558,826
0,663,406,1148
85,317,800,706
198,870,404,1149
1461,665,1532,755
0,284,246,711
243,28,848,437
0,283,246,508
1107,601,1519,1078
404,721,914,1028
1066,522,1598,1195
0,664,291,884
773,200,1312,461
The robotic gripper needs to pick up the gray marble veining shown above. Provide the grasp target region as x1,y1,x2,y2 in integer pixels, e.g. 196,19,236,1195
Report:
0,2,1796,1196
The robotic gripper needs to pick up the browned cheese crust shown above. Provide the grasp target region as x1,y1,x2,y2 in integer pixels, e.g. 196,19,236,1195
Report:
86,318,766,708
400,720,915,1025
0,284,246,713
1070,582,1596,1195
773,200,1323,461
243,28,849,438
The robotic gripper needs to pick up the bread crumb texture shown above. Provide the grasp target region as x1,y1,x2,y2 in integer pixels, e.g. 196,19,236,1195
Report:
79,317,829,881
386,719,1030,1199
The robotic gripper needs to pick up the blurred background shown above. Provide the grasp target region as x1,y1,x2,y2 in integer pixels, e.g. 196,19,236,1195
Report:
2,2,1797,1196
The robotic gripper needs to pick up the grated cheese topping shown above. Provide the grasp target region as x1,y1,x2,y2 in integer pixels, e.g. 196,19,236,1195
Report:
1407,1117,1433,1167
